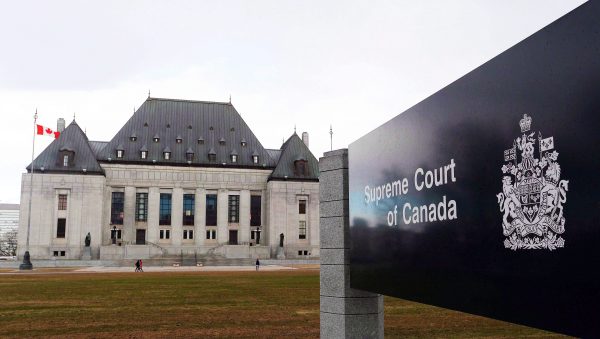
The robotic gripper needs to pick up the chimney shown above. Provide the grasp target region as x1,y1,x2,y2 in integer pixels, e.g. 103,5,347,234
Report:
302,132,309,148
57,118,66,133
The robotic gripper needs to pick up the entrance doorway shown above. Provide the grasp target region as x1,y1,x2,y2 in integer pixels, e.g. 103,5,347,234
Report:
229,230,238,245
136,229,146,245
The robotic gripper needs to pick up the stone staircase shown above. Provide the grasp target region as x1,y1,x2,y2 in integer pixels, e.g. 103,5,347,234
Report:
199,255,254,266
120,254,254,267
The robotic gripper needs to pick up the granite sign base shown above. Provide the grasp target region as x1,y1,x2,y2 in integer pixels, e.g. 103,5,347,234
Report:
319,149,384,338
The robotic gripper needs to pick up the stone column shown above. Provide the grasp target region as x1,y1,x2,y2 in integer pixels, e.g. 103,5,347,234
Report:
195,188,205,247
217,189,228,245
319,149,384,338
124,186,136,244
172,188,183,246
240,189,251,243
147,187,160,243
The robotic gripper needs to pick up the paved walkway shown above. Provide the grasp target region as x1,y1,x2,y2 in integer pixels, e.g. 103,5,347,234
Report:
77,265,295,273
0,264,298,274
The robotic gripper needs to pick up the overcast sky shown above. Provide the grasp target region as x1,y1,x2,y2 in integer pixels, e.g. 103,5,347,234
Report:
0,0,585,204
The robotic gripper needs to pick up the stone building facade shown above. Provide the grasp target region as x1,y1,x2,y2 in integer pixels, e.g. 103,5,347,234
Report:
18,97,319,261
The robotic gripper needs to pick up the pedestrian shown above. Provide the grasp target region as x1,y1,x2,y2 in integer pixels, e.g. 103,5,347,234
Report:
135,259,140,272
255,258,260,271
139,259,144,272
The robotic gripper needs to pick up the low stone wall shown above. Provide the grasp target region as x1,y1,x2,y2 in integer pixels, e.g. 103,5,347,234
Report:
0,259,120,268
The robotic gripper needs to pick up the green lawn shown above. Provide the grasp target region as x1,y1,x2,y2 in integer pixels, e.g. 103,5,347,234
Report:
0,270,568,338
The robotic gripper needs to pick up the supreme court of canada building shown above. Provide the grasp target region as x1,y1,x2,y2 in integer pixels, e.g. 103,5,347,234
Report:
17,97,320,262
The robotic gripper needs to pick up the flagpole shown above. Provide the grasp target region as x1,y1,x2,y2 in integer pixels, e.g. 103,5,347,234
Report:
21,110,37,270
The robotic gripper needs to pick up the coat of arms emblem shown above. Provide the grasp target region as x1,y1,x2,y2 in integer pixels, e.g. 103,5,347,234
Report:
497,114,569,250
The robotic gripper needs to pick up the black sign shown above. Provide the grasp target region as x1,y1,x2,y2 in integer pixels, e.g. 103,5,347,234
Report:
348,1,600,337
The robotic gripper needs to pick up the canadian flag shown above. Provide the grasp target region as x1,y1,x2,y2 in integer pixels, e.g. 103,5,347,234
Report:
36,124,60,139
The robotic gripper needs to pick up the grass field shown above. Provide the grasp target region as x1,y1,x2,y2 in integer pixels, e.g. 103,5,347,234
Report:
0,269,568,338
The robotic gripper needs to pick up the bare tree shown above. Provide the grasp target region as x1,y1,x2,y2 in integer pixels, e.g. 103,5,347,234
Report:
0,229,17,256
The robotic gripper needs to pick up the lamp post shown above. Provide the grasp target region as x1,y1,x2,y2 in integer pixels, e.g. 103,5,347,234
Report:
112,226,117,245
256,227,261,246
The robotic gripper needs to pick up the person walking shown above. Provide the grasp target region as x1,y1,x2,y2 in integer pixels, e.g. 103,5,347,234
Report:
255,258,260,271
139,259,144,272
135,259,140,272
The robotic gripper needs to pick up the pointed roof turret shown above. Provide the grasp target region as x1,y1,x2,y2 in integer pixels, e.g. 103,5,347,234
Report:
27,121,104,175
269,133,319,181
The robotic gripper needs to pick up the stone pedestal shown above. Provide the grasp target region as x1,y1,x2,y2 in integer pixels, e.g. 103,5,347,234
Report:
276,246,286,259
81,247,92,260
19,251,33,270
319,149,384,338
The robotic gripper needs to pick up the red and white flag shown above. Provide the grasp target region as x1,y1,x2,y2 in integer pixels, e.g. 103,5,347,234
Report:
36,124,60,139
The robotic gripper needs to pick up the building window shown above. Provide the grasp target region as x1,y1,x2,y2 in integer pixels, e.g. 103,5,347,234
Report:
206,194,217,226
228,195,239,223
159,193,172,225
197,138,204,145
176,137,183,144
57,218,66,238
295,160,307,176
63,155,69,167
219,138,226,145
140,151,147,159
186,152,194,162
231,154,237,163
183,229,194,239
208,153,216,162
252,155,259,164
111,192,124,225
299,200,307,214
299,220,306,239
58,194,68,210
250,196,261,226
116,150,124,158
130,135,137,141
164,152,170,160
153,136,160,143
159,229,171,239
241,139,247,147
135,193,148,221
206,229,216,240
183,194,195,226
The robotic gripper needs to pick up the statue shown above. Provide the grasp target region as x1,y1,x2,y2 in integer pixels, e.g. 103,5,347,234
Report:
85,232,91,247
19,251,33,270
279,233,284,247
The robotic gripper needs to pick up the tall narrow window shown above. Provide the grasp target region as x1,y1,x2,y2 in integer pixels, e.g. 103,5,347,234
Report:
206,194,217,226
57,218,66,238
135,193,148,221
116,150,124,158
250,196,261,226
252,155,259,164
63,155,69,167
159,193,172,225
228,195,239,223
111,192,124,225
58,194,68,210
183,194,195,226
140,151,147,159
299,200,307,214
298,220,306,239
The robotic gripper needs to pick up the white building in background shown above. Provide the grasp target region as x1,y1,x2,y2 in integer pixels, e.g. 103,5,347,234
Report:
0,204,19,237
18,97,320,261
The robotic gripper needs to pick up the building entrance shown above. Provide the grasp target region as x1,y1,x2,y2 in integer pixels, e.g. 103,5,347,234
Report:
229,230,238,245
136,229,146,245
